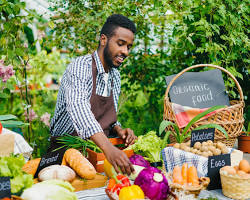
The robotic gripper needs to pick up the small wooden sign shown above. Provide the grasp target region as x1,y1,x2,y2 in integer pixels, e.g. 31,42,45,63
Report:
0,177,11,198
165,69,230,108
34,148,66,178
190,128,215,147
207,154,231,190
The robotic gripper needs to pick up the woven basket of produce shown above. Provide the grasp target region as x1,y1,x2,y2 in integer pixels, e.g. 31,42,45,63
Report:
164,64,245,147
165,173,210,197
163,163,210,197
220,161,250,200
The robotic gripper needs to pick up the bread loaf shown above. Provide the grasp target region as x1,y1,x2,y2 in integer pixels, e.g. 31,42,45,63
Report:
64,148,96,179
38,164,76,182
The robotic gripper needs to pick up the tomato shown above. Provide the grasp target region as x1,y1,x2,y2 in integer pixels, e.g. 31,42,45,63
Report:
0,121,2,134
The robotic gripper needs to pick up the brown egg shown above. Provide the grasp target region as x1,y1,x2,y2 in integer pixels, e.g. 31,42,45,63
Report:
221,166,236,175
239,160,250,173
237,170,247,178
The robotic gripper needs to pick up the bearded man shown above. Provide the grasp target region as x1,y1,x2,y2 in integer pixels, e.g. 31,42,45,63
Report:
49,14,137,175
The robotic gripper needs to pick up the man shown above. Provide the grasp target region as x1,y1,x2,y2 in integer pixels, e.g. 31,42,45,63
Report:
50,14,137,175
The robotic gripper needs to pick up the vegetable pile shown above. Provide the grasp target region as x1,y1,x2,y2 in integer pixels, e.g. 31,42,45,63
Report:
0,154,33,195
173,140,229,157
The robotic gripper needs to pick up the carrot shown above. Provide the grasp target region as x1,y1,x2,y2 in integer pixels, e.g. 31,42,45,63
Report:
172,165,183,185
187,166,199,186
64,148,96,179
181,163,188,185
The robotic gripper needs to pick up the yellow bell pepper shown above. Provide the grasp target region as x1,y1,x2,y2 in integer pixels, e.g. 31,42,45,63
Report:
118,185,145,200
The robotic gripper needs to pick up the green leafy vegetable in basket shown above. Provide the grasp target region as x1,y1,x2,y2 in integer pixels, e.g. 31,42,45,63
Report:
125,131,163,163
159,105,228,143
55,133,102,156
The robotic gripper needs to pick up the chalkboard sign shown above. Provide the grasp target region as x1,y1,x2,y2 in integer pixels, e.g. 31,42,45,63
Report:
34,148,66,178
207,154,231,190
165,69,230,108
190,128,215,147
0,177,11,198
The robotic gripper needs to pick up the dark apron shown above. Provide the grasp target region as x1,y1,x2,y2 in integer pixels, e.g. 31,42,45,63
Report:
47,53,117,152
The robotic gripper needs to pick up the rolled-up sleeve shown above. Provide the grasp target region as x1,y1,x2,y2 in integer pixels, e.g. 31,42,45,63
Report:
64,58,103,139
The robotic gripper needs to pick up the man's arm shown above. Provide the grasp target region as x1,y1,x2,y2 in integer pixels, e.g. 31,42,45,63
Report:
90,132,134,175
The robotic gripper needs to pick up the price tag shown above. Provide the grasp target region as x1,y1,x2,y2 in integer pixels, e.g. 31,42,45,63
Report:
207,154,231,190
0,177,11,198
34,147,66,178
190,128,215,147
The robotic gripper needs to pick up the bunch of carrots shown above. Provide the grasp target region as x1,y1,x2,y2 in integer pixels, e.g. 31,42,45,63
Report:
172,163,199,186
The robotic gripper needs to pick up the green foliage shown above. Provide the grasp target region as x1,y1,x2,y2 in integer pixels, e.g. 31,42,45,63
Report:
166,0,249,124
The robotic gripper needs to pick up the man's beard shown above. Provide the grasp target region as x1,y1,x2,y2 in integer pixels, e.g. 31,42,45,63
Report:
103,41,119,69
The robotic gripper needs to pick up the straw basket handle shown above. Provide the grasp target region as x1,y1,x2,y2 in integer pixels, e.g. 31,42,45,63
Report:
165,64,244,101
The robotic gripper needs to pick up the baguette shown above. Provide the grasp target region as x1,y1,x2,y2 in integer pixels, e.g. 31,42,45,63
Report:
64,148,96,179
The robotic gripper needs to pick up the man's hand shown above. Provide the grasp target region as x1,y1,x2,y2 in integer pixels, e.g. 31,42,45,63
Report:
90,132,134,175
104,144,134,175
114,126,137,146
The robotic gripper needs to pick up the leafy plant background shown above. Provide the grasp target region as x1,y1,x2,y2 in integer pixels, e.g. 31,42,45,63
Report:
0,0,249,157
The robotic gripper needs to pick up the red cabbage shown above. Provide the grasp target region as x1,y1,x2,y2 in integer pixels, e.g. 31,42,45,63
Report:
129,154,150,168
134,167,169,200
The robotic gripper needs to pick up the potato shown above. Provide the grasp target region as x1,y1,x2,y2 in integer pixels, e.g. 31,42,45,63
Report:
173,143,180,149
221,147,229,154
194,142,201,150
183,146,191,152
191,148,198,154
208,145,216,152
201,146,209,152
202,141,208,146
186,140,191,146
216,142,226,149
201,152,209,157
180,143,187,150
213,148,222,156
207,140,213,146
207,151,213,157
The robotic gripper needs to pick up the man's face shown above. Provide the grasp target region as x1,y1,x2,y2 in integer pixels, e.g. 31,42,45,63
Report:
103,27,134,69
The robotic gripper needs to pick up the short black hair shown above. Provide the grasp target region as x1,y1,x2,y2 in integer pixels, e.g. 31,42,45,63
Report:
100,14,136,38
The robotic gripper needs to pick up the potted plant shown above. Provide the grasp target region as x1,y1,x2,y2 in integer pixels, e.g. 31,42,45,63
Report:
237,122,250,153
159,105,229,144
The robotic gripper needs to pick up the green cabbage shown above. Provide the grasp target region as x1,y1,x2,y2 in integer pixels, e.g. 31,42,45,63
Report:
21,180,78,200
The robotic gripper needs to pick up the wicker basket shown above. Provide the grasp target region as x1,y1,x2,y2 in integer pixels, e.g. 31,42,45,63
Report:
164,64,245,147
164,171,210,197
220,169,250,200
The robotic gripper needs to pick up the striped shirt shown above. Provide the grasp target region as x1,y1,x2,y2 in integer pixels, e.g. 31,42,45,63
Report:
50,51,121,139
